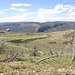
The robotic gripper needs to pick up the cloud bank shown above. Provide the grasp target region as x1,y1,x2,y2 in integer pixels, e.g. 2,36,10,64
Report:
0,4,75,22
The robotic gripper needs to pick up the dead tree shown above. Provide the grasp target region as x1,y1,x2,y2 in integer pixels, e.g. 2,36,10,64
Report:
0,51,23,62
0,39,8,52
72,37,75,62
30,54,58,63
30,45,39,56
35,54,58,62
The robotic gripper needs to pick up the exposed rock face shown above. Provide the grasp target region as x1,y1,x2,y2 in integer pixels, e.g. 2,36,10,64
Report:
20,23,40,32
20,23,40,28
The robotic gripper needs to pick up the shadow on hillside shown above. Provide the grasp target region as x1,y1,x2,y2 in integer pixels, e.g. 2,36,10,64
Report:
8,36,50,43
8,39,23,43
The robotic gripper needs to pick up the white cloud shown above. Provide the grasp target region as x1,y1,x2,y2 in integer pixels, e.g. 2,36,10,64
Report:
55,4,75,14
0,11,5,14
10,7,28,12
17,9,28,12
34,4,75,22
55,4,75,17
34,8,58,21
11,3,32,7
10,7,17,10
4,9,9,11
70,12,75,16
0,4,75,22
52,16,75,21
55,4,63,11
0,12,35,22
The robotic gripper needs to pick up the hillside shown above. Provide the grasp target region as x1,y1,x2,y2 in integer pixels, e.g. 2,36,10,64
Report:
0,21,75,33
0,30,75,75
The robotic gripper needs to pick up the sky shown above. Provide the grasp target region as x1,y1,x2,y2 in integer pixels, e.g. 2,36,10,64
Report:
0,0,75,22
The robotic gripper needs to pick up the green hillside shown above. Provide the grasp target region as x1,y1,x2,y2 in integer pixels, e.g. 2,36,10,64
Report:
0,29,75,75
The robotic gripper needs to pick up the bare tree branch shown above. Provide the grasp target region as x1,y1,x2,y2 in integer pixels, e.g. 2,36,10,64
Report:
49,49,53,55
0,51,23,62
30,54,59,63
36,55,58,62
0,39,8,51
49,58,56,63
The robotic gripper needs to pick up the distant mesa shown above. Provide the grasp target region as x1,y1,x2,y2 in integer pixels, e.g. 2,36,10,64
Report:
0,21,75,33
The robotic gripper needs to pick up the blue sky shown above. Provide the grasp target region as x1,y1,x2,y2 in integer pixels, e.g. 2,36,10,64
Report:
0,0,75,22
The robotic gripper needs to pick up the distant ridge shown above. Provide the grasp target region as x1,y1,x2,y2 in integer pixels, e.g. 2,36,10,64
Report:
0,21,75,33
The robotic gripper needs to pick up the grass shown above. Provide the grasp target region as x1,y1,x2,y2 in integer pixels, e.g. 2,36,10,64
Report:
0,29,75,75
